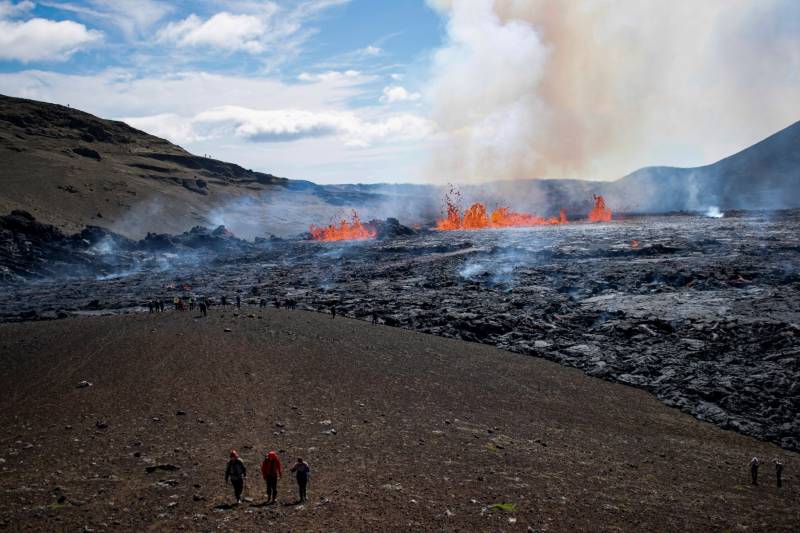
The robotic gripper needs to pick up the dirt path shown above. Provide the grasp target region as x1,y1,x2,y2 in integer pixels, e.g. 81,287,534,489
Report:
0,308,796,531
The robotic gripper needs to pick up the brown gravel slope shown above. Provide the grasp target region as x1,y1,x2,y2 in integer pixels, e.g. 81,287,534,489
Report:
0,309,796,532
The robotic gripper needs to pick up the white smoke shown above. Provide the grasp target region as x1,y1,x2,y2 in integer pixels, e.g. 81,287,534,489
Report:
425,0,800,182
705,206,724,218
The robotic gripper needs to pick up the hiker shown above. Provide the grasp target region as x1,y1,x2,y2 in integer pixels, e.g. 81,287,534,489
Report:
775,459,784,488
199,300,207,317
173,296,179,310
260,451,283,503
189,297,195,311
236,294,241,309
259,298,266,309
147,300,154,313
371,310,378,325
224,450,247,504
159,299,165,312
330,304,336,319
750,456,760,485
290,458,310,502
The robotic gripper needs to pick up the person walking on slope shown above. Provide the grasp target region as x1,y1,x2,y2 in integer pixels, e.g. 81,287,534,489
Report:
224,450,247,504
290,458,311,502
260,450,283,503
774,458,784,488
750,456,760,485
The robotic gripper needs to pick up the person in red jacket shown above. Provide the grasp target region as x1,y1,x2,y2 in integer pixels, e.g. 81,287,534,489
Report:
260,450,282,503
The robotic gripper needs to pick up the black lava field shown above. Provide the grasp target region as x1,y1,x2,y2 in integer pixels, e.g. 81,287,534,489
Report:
3,210,799,451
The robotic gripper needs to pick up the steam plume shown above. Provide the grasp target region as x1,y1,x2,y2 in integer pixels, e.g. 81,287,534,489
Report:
426,0,800,182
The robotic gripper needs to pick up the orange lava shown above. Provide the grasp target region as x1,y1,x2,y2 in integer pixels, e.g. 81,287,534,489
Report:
588,195,612,223
309,211,376,241
436,188,568,231
436,202,568,230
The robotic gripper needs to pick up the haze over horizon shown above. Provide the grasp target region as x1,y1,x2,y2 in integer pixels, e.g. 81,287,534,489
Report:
0,0,797,184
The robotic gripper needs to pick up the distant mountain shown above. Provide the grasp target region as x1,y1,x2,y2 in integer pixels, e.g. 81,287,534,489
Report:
1,94,798,239
611,120,800,212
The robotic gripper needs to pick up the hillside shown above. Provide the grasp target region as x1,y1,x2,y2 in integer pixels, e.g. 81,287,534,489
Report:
0,95,310,238
612,120,800,212
0,310,796,531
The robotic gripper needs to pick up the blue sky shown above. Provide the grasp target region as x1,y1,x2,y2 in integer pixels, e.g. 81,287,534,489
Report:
0,0,798,184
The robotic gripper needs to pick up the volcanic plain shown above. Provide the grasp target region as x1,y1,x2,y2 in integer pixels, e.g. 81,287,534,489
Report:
0,309,798,532
3,210,800,454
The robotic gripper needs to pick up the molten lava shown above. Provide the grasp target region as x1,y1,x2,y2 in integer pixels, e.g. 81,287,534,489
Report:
436,195,568,231
309,211,376,241
588,195,612,222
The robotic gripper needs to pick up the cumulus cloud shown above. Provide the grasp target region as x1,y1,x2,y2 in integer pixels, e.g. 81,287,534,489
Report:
379,85,421,104
426,0,800,182
184,105,431,147
0,8,102,62
157,11,268,53
121,105,431,148
0,0,33,18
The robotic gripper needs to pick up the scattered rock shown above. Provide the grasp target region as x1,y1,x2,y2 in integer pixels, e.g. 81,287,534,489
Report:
145,464,180,474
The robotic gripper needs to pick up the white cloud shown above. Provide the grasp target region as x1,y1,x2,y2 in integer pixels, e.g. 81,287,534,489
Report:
361,45,382,56
0,16,102,62
42,0,173,40
189,105,431,147
121,112,208,144
379,85,421,104
0,68,432,148
390,73,403,81
0,0,33,18
298,70,361,82
121,105,432,150
157,12,268,53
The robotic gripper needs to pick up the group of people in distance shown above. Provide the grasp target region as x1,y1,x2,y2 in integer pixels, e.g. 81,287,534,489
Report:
750,456,784,487
225,450,311,505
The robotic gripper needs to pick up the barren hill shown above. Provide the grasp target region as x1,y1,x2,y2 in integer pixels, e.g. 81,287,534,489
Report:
0,95,301,237
0,310,796,531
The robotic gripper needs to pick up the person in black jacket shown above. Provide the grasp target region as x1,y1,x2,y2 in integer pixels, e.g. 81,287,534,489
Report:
290,458,310,502
224,450,247,503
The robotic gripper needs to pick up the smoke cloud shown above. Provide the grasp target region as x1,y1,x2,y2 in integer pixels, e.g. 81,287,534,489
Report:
425,0,800,182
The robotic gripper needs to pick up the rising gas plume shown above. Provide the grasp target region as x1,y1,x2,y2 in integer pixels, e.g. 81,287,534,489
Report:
425,0,800,183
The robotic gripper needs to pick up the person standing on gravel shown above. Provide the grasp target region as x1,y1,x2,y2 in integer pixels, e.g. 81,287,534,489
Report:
750,456,760,485
236,294,241,309
225,450,247,504
774,459,784,488
290,458,310,502
199,299,207,317
330,304,336,319
260,451,283,503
